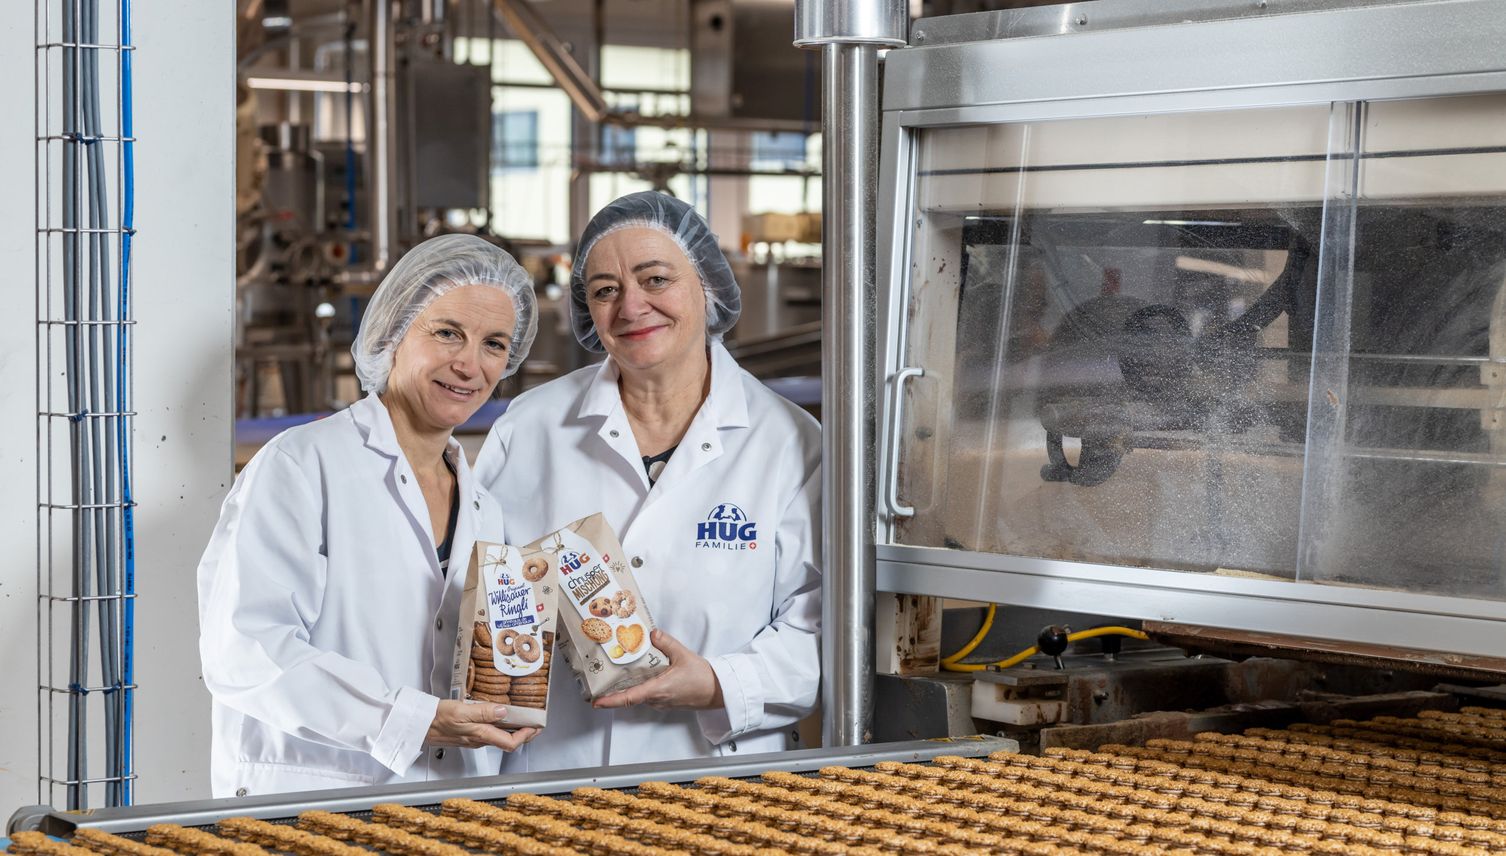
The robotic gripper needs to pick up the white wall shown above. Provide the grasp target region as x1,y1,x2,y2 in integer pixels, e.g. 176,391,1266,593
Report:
0,0,233,814
0,0,41,818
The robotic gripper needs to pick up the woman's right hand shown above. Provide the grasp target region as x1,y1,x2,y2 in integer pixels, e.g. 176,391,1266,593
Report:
426,700,538,751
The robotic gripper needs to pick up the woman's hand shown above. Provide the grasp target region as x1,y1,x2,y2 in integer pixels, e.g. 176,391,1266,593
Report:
426,700,538,751
593,629,723,711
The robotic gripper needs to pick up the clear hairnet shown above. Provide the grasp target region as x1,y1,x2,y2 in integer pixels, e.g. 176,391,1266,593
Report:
569,190,741,353
353,233,538,393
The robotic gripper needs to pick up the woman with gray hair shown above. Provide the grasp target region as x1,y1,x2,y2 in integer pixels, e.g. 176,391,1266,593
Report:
198,234,539,798
476,191,822,773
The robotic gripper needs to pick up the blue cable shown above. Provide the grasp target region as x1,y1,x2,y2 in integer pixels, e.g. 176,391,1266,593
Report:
117,0,136,808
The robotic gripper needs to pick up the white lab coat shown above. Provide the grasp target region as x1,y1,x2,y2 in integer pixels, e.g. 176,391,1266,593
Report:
197,394,503,798
475,342,821,773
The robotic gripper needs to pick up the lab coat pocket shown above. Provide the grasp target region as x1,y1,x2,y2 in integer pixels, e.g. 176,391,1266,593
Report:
232,761,380,799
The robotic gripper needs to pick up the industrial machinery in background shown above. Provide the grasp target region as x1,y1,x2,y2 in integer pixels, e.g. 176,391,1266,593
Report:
237,0,540,417
236,0,830,420
866,0,1506,753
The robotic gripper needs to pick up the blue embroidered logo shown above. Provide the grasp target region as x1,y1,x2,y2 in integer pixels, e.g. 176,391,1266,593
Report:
695,504,757,551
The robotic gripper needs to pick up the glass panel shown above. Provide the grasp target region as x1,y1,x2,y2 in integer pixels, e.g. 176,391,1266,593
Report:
894,95,1506,601
1297,95,1506,599
896,105,1334,575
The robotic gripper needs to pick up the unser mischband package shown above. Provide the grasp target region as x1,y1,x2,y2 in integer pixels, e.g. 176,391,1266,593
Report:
548,513,669,699
450,540,556,728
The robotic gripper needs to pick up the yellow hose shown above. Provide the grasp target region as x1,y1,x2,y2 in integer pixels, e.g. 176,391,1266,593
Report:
940,620,1148,673
938,603,995,668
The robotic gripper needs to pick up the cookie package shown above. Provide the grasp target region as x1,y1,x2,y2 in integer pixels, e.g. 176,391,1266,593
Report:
548,513,669,700
450,540,557,728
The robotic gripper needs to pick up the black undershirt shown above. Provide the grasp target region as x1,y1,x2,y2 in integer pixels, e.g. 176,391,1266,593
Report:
435,456,460,576
643,445,677,487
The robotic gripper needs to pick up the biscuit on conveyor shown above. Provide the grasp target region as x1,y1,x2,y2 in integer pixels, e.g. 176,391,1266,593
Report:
5,830,96,856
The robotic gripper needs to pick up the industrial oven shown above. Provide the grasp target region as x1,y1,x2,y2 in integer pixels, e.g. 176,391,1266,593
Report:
13,0,1506,852
874,0,1506,669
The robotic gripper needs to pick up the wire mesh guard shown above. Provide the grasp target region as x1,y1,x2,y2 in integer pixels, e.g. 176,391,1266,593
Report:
34,0,137,810
12,708,1506,854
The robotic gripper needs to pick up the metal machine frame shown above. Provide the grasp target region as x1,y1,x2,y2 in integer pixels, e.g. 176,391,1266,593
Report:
872,0,1506,662
7,737,1015,838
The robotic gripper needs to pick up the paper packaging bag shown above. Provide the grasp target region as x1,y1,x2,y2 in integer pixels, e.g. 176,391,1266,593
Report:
450,541,557,728
549,513,669,699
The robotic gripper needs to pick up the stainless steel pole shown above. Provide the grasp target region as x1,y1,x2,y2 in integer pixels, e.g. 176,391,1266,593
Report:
368,0,396,272
819,42,880,748
796,0,903,749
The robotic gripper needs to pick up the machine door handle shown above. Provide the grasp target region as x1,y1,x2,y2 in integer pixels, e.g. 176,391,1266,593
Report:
884,366,925,519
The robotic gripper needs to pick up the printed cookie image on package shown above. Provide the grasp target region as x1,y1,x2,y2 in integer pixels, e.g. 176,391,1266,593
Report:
451,541,556,728
545,513,669,700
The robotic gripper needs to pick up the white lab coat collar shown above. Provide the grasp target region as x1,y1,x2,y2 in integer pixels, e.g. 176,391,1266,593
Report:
575,343,750,496
576,342,749,426
348,393,475,577
350,392,467,467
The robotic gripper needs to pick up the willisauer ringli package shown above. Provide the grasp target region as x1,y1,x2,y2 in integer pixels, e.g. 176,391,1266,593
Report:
450,541,556,728
550,513,669,699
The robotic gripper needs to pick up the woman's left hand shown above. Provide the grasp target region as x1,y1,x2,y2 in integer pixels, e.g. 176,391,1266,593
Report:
593,629,724,711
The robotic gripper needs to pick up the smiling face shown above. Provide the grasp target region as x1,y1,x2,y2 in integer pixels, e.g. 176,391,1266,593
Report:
384,284,517,433
583,228,708,374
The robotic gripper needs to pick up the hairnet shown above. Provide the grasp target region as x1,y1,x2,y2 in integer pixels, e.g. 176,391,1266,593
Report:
569,190,741,353
353,233,538,393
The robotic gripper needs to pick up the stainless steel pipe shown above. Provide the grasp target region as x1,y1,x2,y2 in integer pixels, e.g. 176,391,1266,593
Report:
368,0,397,273
819,41,880,748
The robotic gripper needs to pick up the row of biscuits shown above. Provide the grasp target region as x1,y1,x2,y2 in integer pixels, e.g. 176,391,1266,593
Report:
14,709,1506,856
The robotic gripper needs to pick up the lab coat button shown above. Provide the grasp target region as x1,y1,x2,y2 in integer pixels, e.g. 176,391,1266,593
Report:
400,474,408,484
435,748,445,760
435,616,444,631
473,500,480,510
609,429,620,438
701,442,712,451
235,787,249,797
631,556,643,568
728,741,738,753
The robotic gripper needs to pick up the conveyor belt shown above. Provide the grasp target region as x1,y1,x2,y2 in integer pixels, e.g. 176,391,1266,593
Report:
12,709,1506,853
